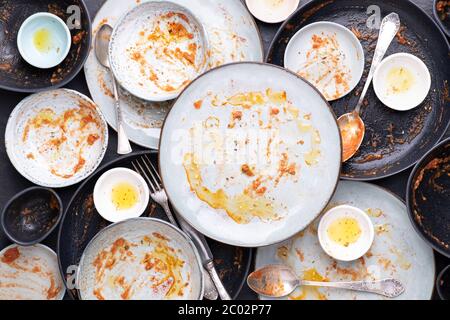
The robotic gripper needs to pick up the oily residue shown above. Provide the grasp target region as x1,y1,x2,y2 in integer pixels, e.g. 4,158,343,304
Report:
92,234,189,300
21,100,104,179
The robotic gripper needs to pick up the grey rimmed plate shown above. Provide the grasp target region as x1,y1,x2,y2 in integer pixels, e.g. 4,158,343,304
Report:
109,1,209,102
5,89,108,188
159,62,342,247
0,244,65,300
255,181,435,300
77,218,204,300
84,0,264,149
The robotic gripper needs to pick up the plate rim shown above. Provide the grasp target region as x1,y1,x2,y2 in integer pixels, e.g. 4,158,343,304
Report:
158,61,343,248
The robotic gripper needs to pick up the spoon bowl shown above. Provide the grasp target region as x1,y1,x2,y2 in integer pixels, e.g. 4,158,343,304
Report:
94,24,132,155
338,111,366,162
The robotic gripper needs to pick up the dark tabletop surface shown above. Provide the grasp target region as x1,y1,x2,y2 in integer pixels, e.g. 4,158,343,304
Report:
0,0,448,300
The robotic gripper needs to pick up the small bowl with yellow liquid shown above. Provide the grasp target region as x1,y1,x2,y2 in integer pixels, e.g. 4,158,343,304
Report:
93,168,150,223
318,205,374,262
17,12,71,69
373,53,431,111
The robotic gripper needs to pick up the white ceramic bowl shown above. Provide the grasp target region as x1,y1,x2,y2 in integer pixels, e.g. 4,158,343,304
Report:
284,21,365,101
245,0,299,24
93,168,150,223
373,53,431,111
109,1,209,102
318,204,374,261
17,12,71,69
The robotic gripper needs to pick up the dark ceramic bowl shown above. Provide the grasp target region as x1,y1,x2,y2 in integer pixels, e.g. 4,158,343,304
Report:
0,0,91,92
406,138,450,258
1,187,63,246
437,265,450,300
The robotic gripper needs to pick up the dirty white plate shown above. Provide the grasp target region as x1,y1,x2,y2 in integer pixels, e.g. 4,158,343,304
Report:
373,53,431,111
284,21,364,101
0,244,65,300
77,218,204,300
5,89,108,188
159,62,342,247
255,181,435,300
84,0,264,149
109,1,209,102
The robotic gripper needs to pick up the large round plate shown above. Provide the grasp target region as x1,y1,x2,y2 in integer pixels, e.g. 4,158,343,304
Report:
5,89,108,188
255,181,435,300
267,0,450,180
84,0,264,149
159,62,342,247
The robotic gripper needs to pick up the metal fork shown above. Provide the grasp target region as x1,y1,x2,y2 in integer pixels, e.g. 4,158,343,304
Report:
131,154,230,300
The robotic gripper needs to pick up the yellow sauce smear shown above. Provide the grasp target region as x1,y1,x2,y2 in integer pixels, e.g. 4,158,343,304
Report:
111,182,139,210
387,66,415,95
290,268,328,300
33,28,52,53
183,153,278,224
327,217,362,247
93,234,187,300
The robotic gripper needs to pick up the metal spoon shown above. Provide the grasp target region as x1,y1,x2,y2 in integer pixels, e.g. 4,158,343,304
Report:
338,13,400,162
248,265,405,298
95,24,132,155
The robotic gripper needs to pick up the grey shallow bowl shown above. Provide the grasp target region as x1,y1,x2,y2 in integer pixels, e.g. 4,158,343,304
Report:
1,187,63,246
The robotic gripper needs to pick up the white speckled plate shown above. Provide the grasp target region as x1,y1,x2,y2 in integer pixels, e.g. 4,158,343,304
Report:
159,62,342,247
77,218,203,300
5,89,108,188
85,0,264,149
284,21,364,101
109,1,209,102
255,181,435,300
0,244,65,300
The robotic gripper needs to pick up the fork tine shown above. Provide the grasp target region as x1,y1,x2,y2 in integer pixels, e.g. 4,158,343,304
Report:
144,154,162,181
141,155,162,191
132,160,157,193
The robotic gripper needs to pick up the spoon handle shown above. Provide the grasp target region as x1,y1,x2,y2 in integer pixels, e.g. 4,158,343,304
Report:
300,278,405,298
111,74,132,155
355,13,400,114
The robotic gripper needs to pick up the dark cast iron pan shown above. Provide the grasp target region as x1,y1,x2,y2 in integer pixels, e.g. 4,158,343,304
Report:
433,0,450,38
267,0,450,180
0,0,91,92
407,138,450,258
57,151,252,300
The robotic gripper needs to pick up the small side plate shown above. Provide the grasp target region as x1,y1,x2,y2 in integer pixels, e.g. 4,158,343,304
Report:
284,21,365,101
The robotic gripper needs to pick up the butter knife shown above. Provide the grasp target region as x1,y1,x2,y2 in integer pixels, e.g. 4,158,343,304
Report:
176,214,231,300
